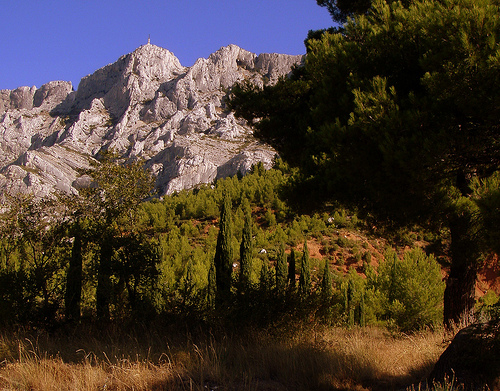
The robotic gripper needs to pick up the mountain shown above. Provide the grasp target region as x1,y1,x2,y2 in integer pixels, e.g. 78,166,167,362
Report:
0,43,303,197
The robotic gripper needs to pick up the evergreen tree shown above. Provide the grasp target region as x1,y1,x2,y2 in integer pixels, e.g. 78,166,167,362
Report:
299,241,311,296
347,279,355,327
316,0,412,23
207,259,216,310
321,259,332,300
230,0,500,328
371,248,445,331
239,200,252,295
259,258,272,295
180,258,197,309
214,193,234,304
316,0,371,23
359,290,366,327
275,242,288,295
287,249,296,289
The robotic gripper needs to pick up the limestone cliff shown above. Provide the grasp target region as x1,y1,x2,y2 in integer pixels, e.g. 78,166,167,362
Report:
0,44,303,197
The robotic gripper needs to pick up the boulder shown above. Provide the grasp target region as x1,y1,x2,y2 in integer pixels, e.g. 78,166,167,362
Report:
428,320,500,390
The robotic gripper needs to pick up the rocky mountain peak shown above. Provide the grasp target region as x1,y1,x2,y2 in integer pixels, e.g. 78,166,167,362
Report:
74,43,185,118
0,44,303,198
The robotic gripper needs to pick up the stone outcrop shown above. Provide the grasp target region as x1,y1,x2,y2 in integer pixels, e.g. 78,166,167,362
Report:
428,320,500,390
0,44,303,198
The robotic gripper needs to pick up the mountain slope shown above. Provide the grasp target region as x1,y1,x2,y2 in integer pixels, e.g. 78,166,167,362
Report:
0,44,303,197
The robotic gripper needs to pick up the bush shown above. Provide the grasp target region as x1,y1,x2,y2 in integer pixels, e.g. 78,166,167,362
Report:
369,247,445,331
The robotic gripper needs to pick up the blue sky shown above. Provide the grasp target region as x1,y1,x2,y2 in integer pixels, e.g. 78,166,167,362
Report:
0,1,333,91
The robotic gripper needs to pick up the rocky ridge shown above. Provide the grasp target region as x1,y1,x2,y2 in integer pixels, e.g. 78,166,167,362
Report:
0,44,303,197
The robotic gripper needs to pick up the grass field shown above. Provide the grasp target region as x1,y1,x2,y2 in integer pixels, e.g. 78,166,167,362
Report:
0,321,449,391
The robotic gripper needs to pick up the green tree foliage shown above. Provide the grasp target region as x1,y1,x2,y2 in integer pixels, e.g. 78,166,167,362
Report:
259,257,272,296
0,195,72,322
230,0,500,327
299,241,311,296
239,200,253,294
315,0,413,23
214,194,234,304
275,242,288,296
288,249,297,289
115,234,160,316
316,0,372,23
207,259,217,310
79,152,155,320
369,248,445,331
321,259,333,300
347,279,355,327
0,163,313,325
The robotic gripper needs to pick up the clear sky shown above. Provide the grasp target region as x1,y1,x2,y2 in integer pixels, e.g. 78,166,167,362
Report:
0,1,334,91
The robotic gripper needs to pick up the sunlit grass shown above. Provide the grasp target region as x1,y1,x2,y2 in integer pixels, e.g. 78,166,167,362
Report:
0,323,448,391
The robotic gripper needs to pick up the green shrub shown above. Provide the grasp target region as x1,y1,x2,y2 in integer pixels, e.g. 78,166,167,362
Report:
476,290,500,321
369,247,445,331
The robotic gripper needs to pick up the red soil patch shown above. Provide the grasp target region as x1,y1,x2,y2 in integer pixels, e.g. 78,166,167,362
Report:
295,239,324,260
476,254,500,297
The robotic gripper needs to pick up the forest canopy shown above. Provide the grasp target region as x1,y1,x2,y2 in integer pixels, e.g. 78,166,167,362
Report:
229,0,500,328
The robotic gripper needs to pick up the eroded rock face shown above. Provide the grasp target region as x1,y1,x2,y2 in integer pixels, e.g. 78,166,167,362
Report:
0,43,303,198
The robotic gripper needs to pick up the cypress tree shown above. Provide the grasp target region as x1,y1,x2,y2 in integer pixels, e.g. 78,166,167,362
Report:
207,259,216,310
359,290,366,327
299,240,311,296
214,194,233,304
287,249,296,288
239,200,252,294
259,258,272,295
181,258,196,308
347,279,355,327
275,242,287,295
229,0,500,329
321,259,332,300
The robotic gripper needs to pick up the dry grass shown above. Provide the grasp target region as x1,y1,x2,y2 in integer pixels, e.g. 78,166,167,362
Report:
0,323,447,391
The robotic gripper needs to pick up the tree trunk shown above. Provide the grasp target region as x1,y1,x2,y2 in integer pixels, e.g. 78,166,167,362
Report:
96,235,113,321
443,212,479,329
65,231,82,321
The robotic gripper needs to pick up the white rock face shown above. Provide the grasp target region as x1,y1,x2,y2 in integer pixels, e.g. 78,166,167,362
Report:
0,44,303,198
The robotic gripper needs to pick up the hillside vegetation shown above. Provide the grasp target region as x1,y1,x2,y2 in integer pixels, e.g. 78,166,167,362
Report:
0,159,457,332
0,158,467,390
2,0,500,388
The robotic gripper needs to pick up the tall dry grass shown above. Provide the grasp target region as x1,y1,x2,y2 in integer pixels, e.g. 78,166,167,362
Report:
0,323,447,391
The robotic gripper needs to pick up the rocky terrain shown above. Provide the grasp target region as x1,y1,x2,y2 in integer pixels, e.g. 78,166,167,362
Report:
0,43,303,197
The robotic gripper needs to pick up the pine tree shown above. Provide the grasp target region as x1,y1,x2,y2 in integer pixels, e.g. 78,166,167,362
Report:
229,0,500,329
239,200,252,295
214,193,233,304
299,240,311,296
275,242,288,295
